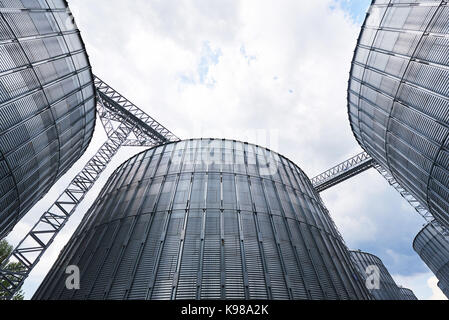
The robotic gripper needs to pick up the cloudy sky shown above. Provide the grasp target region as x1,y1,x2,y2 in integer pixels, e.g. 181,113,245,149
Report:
6,0,447,300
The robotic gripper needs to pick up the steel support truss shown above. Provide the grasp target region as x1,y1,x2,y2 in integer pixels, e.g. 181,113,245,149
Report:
94,76,179,146
0,76,179,299
373,164,449,237
311,153,449,237
310,152,374,193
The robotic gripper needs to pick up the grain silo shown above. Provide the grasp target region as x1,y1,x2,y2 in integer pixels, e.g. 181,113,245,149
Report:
34,139,371,300
398,287,418,301
413,223,449,299
438,281,449,299
350,250,403,300
348,0,449,228
0,0,96,238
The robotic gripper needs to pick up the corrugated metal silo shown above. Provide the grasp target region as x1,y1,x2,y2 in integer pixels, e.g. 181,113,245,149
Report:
350,250,402,300
438,281,449,299
413,223,449,299
34,139,371,300
0,0,96,238
347,0,449,228
398,287,418,301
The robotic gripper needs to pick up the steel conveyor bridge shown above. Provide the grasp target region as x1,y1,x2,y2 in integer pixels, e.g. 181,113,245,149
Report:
311,152,449,238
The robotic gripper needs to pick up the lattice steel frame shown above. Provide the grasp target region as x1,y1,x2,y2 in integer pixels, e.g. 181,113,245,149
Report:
311,152,374,192
94,76,179,146
345,1,449,234
311,153,449,238
373,164,449,237
0,76,179,300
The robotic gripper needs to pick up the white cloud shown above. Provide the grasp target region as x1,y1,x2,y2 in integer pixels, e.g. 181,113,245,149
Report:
427,276,448,300
393,273,448,300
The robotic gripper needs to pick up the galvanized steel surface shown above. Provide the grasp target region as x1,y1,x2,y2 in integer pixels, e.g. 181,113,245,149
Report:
350,250,403,300
413,223,449,299
0,0,96,238
34,139,371,300
438,281,449,298
348,0,449,229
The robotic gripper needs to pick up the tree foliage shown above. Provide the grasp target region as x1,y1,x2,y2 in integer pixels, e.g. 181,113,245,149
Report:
0,239,25,300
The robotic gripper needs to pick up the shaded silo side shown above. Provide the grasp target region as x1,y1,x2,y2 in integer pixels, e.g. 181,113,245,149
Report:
437,281,449,299
0,0,96,238
350,250,402,300
398,287,418,301
413,223,449,299
347,0,449,228
34,139,371,300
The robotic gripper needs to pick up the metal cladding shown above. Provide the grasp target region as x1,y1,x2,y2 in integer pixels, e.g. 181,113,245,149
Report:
0,1,96,238
413,223,449,299
398,287,418,301
437,281,449,299
34,139,371,300
350,250,402,300
347,0,449,228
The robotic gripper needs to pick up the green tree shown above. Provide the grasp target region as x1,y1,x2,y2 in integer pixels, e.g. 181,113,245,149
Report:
0,239,25,300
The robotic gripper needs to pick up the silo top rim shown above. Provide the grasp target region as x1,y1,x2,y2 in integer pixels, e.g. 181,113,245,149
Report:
412,222,448,251
349,249,383,263
118,137,312,180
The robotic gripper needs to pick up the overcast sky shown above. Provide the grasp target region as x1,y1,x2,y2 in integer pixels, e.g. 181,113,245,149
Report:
6,0,447,300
